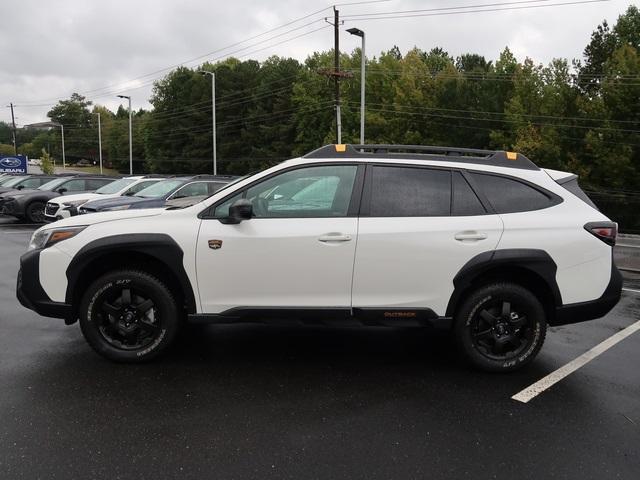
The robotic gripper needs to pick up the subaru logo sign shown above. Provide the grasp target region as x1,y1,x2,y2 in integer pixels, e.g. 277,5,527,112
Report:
0,157,21,168
0,155,27,173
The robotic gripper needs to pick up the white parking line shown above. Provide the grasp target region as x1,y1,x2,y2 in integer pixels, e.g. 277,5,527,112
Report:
623,287,640,294
512,319,640,403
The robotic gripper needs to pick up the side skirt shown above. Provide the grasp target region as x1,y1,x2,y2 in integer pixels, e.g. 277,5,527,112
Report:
188,307,452,330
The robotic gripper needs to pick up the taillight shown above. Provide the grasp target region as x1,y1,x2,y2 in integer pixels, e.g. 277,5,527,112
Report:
584,222,617,246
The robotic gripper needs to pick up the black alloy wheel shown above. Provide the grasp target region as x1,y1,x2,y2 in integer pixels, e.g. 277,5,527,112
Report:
454,282,547,372
79,270,181,362
26,201,46,223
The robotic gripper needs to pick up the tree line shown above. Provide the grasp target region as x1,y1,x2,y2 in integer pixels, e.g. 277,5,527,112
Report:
1,5,638,192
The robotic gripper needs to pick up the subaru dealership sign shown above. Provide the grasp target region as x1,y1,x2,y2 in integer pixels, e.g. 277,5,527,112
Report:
0,155,27,173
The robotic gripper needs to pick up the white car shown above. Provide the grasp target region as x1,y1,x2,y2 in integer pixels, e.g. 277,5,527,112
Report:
17,144,621,371
44,176,164,221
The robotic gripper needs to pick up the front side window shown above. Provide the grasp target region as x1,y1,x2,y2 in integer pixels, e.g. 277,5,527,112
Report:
123,180,161,195
39,178,72,191
136,179,185,198
369,166,451,217
96,178,136,194
214,165,358,218
471,173,557,214
19,178,45,189
171,182,209,199
60,179,87,192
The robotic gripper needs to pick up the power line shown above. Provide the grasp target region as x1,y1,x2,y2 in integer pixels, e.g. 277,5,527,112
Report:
342,0,609,22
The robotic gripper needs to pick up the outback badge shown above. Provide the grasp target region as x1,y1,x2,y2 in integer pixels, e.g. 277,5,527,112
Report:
208,239,223,250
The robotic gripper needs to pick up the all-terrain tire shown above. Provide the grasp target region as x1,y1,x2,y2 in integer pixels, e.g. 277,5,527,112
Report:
454,282,547,372
79,270,181,362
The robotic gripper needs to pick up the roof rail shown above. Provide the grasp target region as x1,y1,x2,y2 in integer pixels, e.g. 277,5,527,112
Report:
303,144,539,171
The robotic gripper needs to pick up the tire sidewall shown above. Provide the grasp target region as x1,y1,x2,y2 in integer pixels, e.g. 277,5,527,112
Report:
455,283,547,372
79,271,180,362
26,201,45,223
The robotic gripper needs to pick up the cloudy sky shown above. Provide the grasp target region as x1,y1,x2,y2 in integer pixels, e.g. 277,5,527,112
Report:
0,0,631,126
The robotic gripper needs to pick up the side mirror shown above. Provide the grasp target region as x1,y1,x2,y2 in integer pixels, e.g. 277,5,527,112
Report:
57,187,67,194
221,199,253,224
16,185,24,190
124,191,135,196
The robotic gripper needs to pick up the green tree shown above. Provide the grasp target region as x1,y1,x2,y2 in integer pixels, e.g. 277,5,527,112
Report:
40,148,54,174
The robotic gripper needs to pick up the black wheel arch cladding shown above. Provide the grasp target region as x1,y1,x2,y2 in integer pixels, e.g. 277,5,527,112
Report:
65,233,197,315
446,249,562,317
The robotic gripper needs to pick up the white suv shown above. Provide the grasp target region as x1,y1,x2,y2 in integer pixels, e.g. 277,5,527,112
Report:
17,144,621,371
44,176,164,221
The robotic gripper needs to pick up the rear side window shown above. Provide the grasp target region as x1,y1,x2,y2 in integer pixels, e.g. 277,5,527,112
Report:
125,180,160,195
370,166,451,216
61,179,87,192
207,182,227,194
86,179,113,190
452,172,485,216
559,178,598,209
471,173,557,214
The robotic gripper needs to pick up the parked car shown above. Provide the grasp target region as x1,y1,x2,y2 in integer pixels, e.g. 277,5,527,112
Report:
0,174,58,195
78,175,235,214
17,144,621,370
1,175,119,222
45,176,166,221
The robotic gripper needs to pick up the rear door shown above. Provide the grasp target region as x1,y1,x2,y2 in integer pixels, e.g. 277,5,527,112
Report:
351,165,503,318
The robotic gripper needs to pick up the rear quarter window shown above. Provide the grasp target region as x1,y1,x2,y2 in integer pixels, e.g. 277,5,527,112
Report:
471,173,560,214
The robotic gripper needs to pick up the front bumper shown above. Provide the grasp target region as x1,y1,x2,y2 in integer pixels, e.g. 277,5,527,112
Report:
16,249,73,322
553,262,623,326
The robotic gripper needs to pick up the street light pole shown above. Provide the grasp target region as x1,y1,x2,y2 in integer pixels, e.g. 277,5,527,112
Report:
347,27,366,145
60,123,66,170
94,112,103,174
199,71,217,175
117,95,133,174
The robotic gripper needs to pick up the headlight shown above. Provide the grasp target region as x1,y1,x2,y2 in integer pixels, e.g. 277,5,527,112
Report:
28,226,87,251
104,204,131,211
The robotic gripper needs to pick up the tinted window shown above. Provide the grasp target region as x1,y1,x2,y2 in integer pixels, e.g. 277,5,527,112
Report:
61,179,86,192
96,178,136,194
471,173,555,213
207,182,228,194
370,166,451,217
20,178,46,189
172,182,209,199
452,172,485,216
86,179,113,190
124,180,161,195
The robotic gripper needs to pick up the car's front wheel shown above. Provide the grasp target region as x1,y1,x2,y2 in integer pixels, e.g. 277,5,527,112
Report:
79,270,181,362
454,282,547,372
25,201,45,223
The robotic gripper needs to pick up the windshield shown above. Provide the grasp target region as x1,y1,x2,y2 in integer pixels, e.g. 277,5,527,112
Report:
1,176,28,187
135,179,184,198
95,178,136,194
38,177,71,191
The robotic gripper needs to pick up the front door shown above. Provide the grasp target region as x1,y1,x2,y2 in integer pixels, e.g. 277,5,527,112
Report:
196,164,362,314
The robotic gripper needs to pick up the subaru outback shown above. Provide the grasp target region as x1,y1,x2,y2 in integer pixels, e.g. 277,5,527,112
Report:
16,144,621,371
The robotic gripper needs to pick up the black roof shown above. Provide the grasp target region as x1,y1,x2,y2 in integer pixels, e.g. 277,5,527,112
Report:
303,144,539,171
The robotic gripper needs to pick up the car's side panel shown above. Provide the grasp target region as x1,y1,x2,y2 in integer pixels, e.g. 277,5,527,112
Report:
351,215,503,316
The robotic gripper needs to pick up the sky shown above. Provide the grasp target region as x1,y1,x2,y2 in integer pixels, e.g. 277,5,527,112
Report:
0,0,632,127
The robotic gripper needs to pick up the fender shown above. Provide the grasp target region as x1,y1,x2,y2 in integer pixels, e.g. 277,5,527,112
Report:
65,233,197,314
445,249,562,317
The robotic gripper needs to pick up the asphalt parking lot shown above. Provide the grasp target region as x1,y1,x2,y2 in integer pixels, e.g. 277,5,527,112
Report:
0,216,638,480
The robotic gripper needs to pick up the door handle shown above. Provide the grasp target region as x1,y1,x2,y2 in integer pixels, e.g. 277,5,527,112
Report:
318,233,352,243
454,231,488,241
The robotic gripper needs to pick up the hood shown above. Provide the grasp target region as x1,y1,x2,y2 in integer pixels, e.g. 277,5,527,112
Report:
39,208,165,229
81,195,153,210
0,188,40,198
48,192,101,205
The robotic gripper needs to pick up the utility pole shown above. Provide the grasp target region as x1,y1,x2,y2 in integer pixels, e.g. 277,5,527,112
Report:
10,103,17,155
334,7,341,144
95,112,103,174
320,9,351,144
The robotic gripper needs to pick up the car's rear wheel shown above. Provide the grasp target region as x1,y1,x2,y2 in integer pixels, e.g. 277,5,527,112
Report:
79,270,181,362
454,282,547,372
25,201,45,223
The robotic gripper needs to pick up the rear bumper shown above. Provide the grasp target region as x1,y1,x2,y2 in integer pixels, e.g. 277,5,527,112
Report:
553,262,622,326
16,249,73,321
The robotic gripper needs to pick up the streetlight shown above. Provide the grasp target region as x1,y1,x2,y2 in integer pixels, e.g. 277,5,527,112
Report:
117,95,133,175
198,70,217,175
93,112,103,174
347,27,365,145
25,121,65,170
